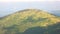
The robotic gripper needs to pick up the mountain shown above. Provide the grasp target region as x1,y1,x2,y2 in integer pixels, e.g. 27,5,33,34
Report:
0,9,60,34
48,10,60,17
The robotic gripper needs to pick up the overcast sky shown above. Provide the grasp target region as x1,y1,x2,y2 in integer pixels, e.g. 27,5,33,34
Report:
0,0,60,17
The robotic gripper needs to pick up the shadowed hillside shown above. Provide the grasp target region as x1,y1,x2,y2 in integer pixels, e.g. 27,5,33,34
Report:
23,22,60,34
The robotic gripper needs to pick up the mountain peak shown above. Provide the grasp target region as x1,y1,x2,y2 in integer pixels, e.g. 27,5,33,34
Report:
17,9,42,12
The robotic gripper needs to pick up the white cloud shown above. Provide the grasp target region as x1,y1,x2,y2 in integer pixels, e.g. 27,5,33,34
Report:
0,0,60,2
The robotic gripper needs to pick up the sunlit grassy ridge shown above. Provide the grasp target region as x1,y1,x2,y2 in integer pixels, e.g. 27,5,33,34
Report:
0,9,60,34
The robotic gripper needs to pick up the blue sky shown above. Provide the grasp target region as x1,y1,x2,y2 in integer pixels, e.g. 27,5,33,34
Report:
0,1,60,17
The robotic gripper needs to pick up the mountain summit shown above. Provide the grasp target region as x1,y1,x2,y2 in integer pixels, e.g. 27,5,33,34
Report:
0,9,60,34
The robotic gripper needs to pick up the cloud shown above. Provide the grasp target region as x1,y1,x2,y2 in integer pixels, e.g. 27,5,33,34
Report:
0,0,60,2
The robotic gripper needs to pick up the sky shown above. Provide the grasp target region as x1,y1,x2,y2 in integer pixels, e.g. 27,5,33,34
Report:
0,0,60,17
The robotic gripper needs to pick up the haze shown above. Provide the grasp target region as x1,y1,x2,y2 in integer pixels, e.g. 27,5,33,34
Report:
0,1,60,17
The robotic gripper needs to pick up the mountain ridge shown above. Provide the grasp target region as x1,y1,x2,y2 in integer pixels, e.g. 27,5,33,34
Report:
0,9,60,26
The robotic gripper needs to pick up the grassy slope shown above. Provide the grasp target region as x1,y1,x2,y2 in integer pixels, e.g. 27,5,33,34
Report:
0,9,60,34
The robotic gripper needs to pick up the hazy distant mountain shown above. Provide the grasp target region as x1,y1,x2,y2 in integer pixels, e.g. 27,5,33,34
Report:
48,10,60,17
0,9,60,34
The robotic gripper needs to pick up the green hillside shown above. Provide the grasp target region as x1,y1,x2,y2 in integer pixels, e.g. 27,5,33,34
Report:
0,9,60,34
